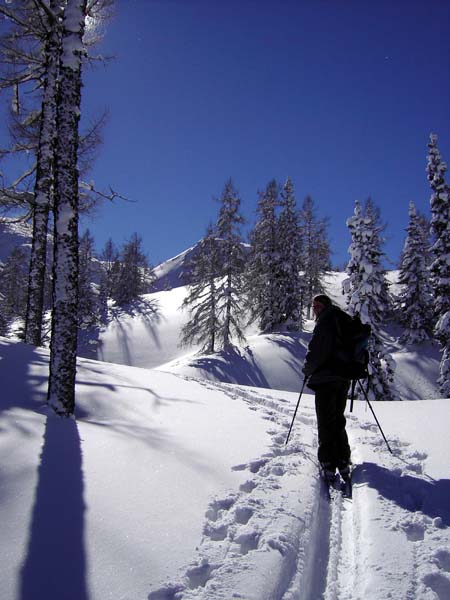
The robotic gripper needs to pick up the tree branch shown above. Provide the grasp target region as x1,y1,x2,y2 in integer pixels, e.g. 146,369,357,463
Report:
79,180,131,203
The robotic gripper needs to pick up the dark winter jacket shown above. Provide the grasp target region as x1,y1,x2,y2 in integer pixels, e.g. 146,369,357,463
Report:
303,305,350,390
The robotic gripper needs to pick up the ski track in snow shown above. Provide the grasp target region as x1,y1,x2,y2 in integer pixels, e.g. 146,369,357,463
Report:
148,379,450,600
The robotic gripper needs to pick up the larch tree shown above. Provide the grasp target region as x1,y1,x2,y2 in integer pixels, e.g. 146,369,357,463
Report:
0,0,61,345
47,0,88,416
180,225,222,354
24,0,62,346
78,228,98,329
246,180,281,332
300,196,330,319
215,179,247,348
397,201,434,344
0,246,29,327
98,237,121,303
344,199,397,401
277,176,304,330
114,233,153,306
0,1,113,347
426,133,450,396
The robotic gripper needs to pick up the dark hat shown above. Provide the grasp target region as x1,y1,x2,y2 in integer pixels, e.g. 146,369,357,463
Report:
313,294,332,307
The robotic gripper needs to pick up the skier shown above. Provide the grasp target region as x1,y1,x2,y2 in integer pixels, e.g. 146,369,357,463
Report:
303,294,351,481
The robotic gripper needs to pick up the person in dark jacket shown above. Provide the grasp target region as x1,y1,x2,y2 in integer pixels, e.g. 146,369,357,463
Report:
303,294,351,480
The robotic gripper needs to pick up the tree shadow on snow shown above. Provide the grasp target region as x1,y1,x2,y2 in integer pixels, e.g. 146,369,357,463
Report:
79,297,162,362
19,415,89,600
186,345,270,388
266,334,309,382
0,339,48,415
354,462,450,526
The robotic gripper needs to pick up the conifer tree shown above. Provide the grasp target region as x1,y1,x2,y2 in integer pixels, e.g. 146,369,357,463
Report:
276,176,304,330
0,246,28,325
397,202,434,344
247,180,281,332
180,226,222,353
344,199,397,401
99,238,121,303
300,196,330,319
426,133,450,395
78,229,98,329
115,233,152,306
215,179,246,348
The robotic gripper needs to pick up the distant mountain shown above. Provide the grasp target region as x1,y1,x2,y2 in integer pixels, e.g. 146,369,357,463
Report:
152,244,199,291
152,240,251,291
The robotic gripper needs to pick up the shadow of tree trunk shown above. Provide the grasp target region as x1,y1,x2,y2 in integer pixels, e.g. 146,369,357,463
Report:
20,415,89,600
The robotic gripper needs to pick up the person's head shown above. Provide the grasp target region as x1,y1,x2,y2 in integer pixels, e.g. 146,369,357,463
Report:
312,294,332,319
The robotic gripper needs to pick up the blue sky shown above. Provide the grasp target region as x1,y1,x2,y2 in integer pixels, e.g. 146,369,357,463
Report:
5,0,450,269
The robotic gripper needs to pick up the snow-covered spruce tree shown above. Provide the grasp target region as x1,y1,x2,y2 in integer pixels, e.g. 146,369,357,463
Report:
344,199,397,401
215,179,247,348
180,225,222,353
47,0,88,416
276,176,304,330
397,202,434,344
300,196,331,319
114,233,153,306
246,180,281,332
427,133,450,396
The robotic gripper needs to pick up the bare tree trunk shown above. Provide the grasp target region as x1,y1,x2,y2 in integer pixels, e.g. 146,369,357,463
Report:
25,7,60,346
48,0,87,416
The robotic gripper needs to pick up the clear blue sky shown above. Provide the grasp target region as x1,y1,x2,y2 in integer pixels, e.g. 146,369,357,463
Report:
9,1,450,268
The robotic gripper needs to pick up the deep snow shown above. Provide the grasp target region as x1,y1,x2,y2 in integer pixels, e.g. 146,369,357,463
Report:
1,268,450,600
1,337,450,600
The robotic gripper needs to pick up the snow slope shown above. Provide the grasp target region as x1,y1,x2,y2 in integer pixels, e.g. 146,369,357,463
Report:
78,271,441,401
1,336,450,600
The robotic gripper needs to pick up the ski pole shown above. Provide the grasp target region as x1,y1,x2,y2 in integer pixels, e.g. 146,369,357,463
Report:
349,379,357,412
357,379,393,454
285,375,308,445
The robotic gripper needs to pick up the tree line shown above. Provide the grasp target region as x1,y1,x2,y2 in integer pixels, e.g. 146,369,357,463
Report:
180,178,330,352
180,133,449,401
1,133,449,406
0,229,153,333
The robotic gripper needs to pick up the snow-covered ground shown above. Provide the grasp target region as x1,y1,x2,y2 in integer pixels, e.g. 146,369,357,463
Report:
78,269,442,402
1,335,450,600
1,263,449,600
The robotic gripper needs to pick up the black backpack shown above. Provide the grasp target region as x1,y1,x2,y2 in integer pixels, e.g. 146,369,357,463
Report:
334,309,371,380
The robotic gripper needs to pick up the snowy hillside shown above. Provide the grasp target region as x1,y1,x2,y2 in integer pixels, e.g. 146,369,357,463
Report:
1,336,450,600
78,269,441,401
152,245,198,291
152,241,251,292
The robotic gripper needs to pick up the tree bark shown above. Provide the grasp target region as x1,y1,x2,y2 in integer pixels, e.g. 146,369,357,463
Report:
24,2,60,346
48,0,87,416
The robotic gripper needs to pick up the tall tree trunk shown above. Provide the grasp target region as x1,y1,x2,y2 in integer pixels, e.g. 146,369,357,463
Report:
48,0,87,416
24,4,60,346
223,271,232,348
